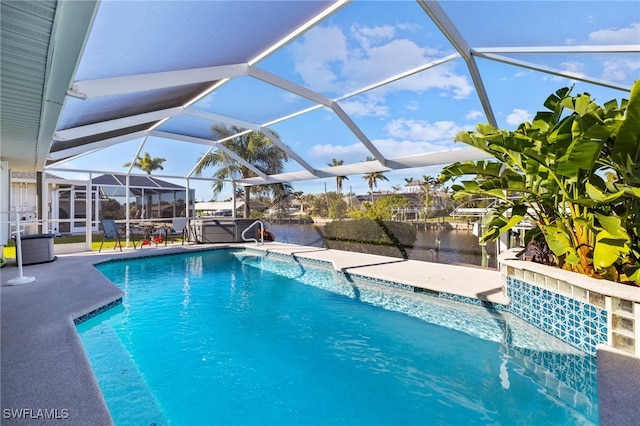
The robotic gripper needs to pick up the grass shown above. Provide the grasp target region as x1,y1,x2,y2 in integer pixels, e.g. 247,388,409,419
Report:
2,235,131,259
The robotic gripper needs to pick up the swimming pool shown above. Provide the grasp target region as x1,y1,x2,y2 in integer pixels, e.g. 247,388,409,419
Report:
80,248,598,425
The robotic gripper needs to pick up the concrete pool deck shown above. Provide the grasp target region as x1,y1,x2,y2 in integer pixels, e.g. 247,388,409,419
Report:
0,242,638,425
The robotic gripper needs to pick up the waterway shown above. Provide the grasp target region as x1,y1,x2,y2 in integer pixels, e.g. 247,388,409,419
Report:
264,223,498,269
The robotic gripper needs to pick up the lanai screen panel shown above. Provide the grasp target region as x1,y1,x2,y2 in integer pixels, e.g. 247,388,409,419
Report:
44,0,639,191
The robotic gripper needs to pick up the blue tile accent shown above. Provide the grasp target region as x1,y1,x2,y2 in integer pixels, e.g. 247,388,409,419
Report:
73,298,123,325
247,248,510,311
507,278,607,355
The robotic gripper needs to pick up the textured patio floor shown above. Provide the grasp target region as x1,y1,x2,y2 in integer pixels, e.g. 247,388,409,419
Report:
2,242,634,425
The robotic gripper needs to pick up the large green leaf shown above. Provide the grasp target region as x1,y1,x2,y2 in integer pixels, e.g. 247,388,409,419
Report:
583,116,618,140
592,213,630,270
595,212,626,236
604,98,620,112
625,186,640,199
623,264,640,284
439,160,503,180
594,230,630,269
532,113,553,132
479,203,527,243
540,223,579,265
543,87,572,122
611,80,640,165
547,116,576,149
481,213,525,244
586,182,625,203
556,140,603,177
561,93,598,115
476,123,497,135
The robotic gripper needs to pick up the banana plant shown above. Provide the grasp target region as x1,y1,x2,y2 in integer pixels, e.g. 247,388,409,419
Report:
440,81,640,285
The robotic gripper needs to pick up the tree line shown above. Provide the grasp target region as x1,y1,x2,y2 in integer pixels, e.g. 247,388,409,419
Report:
123,124,455,220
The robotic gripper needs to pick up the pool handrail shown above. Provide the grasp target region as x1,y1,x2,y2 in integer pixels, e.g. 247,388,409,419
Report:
241,220,264,245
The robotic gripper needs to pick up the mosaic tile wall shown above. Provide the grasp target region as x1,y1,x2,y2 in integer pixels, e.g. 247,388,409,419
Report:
504,263,640,356
507,277,607,355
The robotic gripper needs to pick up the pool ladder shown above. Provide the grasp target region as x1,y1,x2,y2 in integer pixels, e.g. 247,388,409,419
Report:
241,220,264,245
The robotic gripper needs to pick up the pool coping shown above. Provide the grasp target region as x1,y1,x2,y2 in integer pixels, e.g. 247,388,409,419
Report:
245,244,507,305
1,242,636,424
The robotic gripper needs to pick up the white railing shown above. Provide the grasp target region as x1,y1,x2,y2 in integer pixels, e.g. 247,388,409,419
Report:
450,198,499,218
241,220,264,245
3,207,36,285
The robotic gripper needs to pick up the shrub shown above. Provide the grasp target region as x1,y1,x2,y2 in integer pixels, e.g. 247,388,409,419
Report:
322,218,416,259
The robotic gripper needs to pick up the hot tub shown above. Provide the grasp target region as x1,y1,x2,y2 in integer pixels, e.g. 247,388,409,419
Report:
16,234,56,265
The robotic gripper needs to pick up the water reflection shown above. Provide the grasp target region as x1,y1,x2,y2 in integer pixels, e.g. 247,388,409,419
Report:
265,223,497,269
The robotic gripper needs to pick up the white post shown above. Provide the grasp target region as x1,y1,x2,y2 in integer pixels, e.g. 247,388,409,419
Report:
7,207,36,285
125,174,130,246
185,178,191,218
232,182,237,219
85,174,92,251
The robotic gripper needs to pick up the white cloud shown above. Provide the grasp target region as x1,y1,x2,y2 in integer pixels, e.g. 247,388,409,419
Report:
281,91,304,104
506,108,532,127
342,38,435,90
307,138,447,166
384,64,474,100
560,61,587,77
340,97,389,117
405,101,419,111
396,22,421,32
465,110,482,121
588,22,640,44
548,61,589,83
308,142,369,163
374,138,442,156
290,25,348,92
601,57,640,83
500,70,532,82
385,118,462,142
350,23,396,50
195,91,217,110
290,23,471,99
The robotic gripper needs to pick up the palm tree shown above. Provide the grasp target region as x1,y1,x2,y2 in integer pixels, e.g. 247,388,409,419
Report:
362,158,389,204
420,174,438,209
123,152,166,174
194,125,288,218
328,158,348,193
234,186,245,200
292,191,304,212
270,182,295,217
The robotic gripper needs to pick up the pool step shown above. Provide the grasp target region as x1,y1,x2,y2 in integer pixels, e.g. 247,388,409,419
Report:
80,324,169,425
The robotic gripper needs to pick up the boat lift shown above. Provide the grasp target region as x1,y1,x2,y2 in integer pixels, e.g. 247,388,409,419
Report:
451,198,535,267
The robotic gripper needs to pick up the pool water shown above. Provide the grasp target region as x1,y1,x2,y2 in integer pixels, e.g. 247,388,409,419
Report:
80,248,598,425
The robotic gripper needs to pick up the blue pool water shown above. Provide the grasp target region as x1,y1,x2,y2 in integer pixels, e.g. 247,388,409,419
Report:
79,248,598,425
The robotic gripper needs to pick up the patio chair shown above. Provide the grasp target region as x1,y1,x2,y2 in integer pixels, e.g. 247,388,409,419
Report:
162,217,189,245
99,219,123,252
129,225,147,249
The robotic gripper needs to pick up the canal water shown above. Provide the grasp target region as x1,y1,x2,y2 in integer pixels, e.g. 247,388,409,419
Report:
264,223,497,269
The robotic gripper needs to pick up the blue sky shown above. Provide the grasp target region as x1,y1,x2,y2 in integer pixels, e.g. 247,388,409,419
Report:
51,0,640,201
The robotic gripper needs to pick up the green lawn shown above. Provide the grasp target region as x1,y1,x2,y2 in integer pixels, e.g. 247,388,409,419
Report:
2,235,125,259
